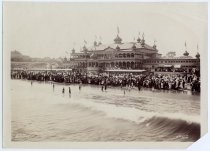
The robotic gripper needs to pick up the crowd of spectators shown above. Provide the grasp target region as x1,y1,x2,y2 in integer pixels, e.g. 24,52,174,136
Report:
11,70,200,92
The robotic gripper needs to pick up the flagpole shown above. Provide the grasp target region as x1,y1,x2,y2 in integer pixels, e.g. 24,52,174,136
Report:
185,41,187,51
117,26,120,35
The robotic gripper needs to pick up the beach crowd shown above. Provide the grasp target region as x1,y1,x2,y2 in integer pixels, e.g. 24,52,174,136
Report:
11,70,200,93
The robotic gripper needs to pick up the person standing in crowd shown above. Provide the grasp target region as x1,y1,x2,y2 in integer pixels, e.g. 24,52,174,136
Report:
53,84,55,91
182,80,185,89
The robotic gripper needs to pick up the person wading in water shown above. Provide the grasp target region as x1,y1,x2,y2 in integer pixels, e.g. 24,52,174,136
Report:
69,87,71,98
101,80,104,92
62,87,65,96
79,81,82,91
69,87,71,94
104,83,107,91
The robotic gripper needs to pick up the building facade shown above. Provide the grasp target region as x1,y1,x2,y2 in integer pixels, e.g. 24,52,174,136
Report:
68,33,200,74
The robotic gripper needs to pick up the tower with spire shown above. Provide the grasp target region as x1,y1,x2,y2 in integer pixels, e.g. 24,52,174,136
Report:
83,45,88,53
94,41,97,47
114,26,122,44
83,40,88,53
137,32,141,43
71,48,75,54
141,33,145,46
153,40,157,50
196,52,200,59
94,35,98,47
132,43,136,50
98,36,102,45
196,44,200,59
183,41,189,56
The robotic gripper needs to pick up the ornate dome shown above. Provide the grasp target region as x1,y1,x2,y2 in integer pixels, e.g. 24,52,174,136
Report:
196,52,200,59
116,45,120,50
71,48,75,54
132,43,136,50
83,45,88,52
94,41,97,46
137,37,141,43
141,33,145,46
114,35,122,44
183,51,189,56
141,39,145,46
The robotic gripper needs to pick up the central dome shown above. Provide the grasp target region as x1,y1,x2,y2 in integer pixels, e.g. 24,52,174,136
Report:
114,35,122,44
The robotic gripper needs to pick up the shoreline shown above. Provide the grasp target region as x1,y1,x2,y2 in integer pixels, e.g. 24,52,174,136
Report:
11,79,200,101
15,78,200,95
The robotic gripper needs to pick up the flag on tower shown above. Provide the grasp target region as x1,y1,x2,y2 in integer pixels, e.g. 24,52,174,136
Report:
185,41,187,47
84,40,87,44
197,44,199,51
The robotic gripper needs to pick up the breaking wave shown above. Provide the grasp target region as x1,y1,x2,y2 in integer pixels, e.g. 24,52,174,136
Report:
70,97,200,141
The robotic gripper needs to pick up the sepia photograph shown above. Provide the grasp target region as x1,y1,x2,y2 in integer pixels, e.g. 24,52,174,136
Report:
2,1,208,149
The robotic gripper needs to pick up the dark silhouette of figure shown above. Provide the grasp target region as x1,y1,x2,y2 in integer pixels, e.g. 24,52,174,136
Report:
69,87,71,94
104,83,107,91
62,87,65,94
79,82,82,91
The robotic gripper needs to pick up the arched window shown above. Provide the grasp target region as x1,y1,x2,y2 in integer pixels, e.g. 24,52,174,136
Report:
123,62,126,68
123,53,126,58
131,62,134,69
131,53,134,57
127,62,130,69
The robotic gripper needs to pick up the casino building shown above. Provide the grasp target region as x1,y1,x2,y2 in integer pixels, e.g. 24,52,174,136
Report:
68,31,200,74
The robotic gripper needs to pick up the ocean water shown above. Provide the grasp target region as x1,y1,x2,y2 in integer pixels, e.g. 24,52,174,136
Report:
11,79,200,142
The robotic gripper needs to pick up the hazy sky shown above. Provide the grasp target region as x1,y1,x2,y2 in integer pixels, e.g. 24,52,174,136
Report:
3,2,208,58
